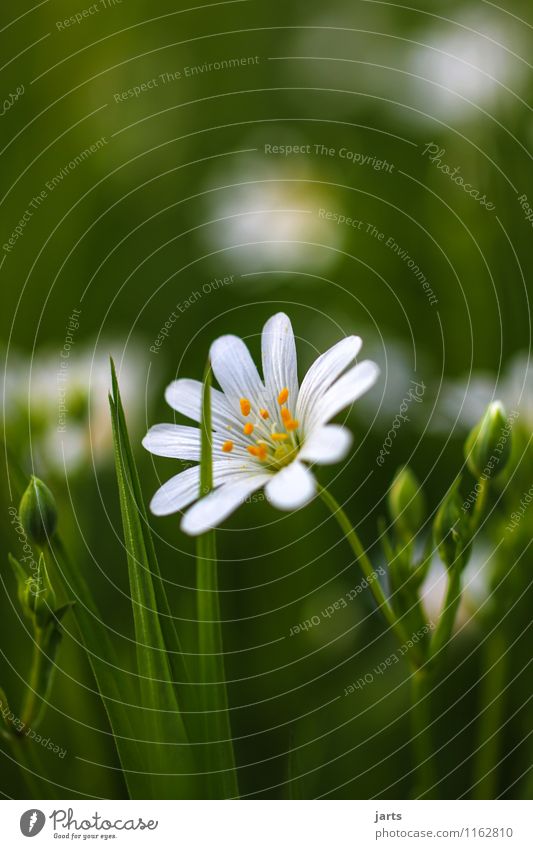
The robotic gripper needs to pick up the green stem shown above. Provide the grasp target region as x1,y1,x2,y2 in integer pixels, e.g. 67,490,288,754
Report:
473,630,506,799
7,734,44,798
472,476,490,531
428,566,462,664
411,667,437,798
19,628,46,730
318,484,422,667
196,359,239,798
196,534,239,799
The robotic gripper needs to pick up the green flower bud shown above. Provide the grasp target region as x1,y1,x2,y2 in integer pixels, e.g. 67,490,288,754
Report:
464,401,512,480
7,554,29,614
24,552,57,628
433,479,471,571
7,552,57,627
388,466,426,542
19,477,58,547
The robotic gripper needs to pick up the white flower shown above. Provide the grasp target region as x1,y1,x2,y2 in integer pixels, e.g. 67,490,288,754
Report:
407,11,525,123
143,313,379,535
431,351,533,435
421,545,493,634
3,342,146,476
201,153,345,275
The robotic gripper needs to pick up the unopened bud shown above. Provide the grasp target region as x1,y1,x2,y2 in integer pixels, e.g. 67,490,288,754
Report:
388,466,426,542
433,479,471,571
464,401,511,480
24,553,57,627
19,477,58,547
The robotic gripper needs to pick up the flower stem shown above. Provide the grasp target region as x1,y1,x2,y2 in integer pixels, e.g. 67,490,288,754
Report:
473,630,506,798
19,628,46,730
411,667,437,797
428,565,462,664
7,735,44,798
472,476,490,531
318,484,422,667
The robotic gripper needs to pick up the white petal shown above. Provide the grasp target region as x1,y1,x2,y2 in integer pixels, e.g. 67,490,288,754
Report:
149,458,254,517
142,424,201,460
307,360,380,430
210,334,265,412
299,425,353,465
150,466,200,516
265,461,316,510
261,312,298,411
164,379,237,432
181,474,270,535
143,423,250,460
296,336,362,423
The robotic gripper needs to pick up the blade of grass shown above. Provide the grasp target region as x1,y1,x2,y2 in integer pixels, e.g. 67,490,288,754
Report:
110,360,192,701
51,535,147,799
196,361,239,798
110,380,198,798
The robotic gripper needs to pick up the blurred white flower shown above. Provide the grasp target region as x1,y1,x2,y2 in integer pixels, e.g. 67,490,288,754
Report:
201,150,345,276
421,544,493,634
3,343,147,476
432,351,532,434
407,10,527,123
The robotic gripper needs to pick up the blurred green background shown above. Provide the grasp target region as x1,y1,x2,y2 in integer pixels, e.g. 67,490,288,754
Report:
1,0,531,799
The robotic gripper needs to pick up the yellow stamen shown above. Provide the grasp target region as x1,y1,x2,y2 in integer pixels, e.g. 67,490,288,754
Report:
281,407,291,423
286,419,299,431
222,440,234,453
272,432,289,441
278,387,289,404
243,422,254,436
240,398,251,416
247,444,267,461
259,408,269,419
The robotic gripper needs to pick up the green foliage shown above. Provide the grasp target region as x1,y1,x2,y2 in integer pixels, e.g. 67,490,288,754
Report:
109,359,198,799
195,361,239,798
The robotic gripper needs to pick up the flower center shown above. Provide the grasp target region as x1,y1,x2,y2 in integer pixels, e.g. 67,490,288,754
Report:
236,388,300,468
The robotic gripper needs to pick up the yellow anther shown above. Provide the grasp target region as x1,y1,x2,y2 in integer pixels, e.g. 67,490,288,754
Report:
247,444,267,461
286,419,299,431
222,440,234,453
243,422,254,436
259,408,269,419
281,406,291,423
240,398,251,416
278,387,289,404
272,432,289,441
